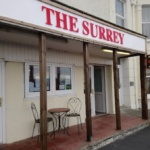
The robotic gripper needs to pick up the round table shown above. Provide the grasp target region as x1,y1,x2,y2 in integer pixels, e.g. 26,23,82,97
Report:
48,108,70,131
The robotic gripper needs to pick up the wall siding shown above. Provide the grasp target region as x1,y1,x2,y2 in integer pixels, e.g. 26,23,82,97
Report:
0,41,112,66
0,41,83,66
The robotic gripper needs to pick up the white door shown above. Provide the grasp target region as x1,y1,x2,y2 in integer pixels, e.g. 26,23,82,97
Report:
94,66,106,114
0,61,3,143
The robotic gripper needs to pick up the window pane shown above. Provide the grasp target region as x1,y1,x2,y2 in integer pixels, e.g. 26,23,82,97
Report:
142,23,150,38
116,17,124,27
146,69,150,76
56,67,72,90
94,68,102,92
146,77,150,94
29,65,50,92
142,6,150,22
116,0,124,16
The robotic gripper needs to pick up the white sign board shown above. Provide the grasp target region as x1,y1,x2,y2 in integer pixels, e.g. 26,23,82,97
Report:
0,0,146,52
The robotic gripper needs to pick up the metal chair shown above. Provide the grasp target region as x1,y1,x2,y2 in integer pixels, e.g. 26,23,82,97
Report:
31,102,55,141
65,97,83,133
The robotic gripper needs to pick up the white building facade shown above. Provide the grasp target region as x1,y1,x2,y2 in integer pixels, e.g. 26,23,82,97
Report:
0,0,148,144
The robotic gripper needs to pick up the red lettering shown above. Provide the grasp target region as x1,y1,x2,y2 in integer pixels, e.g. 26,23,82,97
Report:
99,26,106,40
90,23,98,38
42,6,54,25
82,21,89,35
113,31,119,43
118,33,124,44
106,29,113,42
55,11,68,30
69,16,79,33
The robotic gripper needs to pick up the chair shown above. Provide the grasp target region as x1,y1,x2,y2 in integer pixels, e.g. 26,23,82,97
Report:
65,97,83,133
31,102,55,141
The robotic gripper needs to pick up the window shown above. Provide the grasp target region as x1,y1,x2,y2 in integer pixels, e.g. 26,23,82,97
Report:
55,67,72,91
142,5,150,39
25,63,74,97
116,0,125,27
29,65,50,92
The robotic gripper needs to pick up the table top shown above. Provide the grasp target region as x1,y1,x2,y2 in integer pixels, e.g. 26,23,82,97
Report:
48,108,70,113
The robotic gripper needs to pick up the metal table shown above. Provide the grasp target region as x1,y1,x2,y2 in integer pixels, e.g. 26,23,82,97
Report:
48,108,70,133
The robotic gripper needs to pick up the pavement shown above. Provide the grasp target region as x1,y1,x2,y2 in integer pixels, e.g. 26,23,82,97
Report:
98,126,150,150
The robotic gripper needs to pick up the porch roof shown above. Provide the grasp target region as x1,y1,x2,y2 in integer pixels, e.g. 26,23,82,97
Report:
0,23,144,60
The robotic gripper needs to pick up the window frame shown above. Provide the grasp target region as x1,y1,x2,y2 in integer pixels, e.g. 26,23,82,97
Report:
53,64,74,94
115,0,126,27
142,5,150,39
25,62,74,98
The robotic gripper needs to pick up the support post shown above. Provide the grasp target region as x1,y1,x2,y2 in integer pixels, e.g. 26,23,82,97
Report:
113,50,121,130
140,54,148,119
83,42,92,141
39,33,47,150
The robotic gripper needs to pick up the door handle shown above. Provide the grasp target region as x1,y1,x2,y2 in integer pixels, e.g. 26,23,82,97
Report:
0,97,2,107
91,89,94,94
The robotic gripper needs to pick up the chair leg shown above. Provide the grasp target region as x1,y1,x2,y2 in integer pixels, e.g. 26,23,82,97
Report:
77,116,80,133
52,121,55,139
31,122,36,138
50,120,55,139
67,117,69,130
79,116,83,129
37,124,40,143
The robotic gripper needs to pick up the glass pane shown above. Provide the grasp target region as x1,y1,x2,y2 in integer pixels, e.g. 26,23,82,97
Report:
142,6,150,22
142,23,150,38
56,67,72,90
146,69,150,76
116,17,124,27
116,0,124,16
146,77,150,94
94,68,102,92
29,65,50,92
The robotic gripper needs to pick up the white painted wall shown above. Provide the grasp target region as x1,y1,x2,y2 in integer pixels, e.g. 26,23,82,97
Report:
5,61,86,143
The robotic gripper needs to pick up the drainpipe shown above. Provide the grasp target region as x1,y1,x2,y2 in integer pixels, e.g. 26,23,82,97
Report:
131,0,137,31
131,0,138,109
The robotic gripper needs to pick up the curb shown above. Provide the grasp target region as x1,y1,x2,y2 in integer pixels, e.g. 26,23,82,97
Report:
81,121,150,150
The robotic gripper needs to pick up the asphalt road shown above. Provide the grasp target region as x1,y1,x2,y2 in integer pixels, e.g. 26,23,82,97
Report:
99,126,150,150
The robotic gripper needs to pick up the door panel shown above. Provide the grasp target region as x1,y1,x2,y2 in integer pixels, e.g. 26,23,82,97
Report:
94,67,106,113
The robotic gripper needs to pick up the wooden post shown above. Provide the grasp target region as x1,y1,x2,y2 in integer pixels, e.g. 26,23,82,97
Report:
83,42,92,141
140,54,148,120
113,50,121,130
39,33,47,150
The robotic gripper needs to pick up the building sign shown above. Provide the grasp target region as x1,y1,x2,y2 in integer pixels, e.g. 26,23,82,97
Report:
0,0,146,53
42,6,124,45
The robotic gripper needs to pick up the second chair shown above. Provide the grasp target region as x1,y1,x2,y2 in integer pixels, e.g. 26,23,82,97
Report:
65,97,83,133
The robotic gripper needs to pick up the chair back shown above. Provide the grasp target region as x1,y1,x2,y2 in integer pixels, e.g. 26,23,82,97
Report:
31,102,39,121
67,97,82,114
